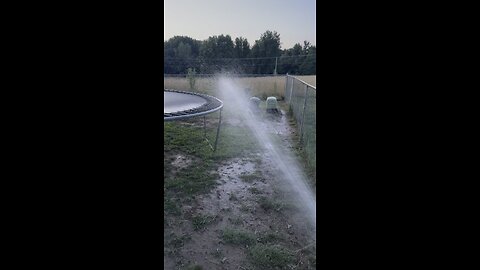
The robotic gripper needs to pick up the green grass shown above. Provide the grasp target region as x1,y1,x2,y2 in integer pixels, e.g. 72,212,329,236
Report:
164,120,260,199
164,118,259,160
164,79,316,270
185,265,203,270
248,244,295,269
221,228,256,246
167,233,191,249
191,214,218,231
164,197,181,216
164,169,218,196
257,233,284,244
286,90,316,188
258,196,287,212
309,255,316,267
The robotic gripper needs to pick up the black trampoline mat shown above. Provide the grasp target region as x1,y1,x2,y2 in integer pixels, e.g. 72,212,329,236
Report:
164,91,207,114
164,89,223,121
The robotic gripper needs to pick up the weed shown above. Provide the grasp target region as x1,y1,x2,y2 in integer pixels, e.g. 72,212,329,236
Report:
258,196,285,212
211,248,223,258
191,214,218,231
240,204,250,212
308,255,316,268
230,217,243,225
164,197,181,216
229,193,238,201
248,244,295,269
221,228,256,246
257,233,284,244
249,187,262,194
186,265,203,270
167,234,191,249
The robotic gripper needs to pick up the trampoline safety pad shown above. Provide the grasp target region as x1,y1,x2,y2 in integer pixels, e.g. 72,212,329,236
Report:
164,89,223,121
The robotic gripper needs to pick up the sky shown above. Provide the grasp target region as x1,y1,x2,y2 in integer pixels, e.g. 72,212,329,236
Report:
164,0,316,49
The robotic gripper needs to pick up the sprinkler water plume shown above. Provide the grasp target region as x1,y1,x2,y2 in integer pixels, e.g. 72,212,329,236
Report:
215,75,316,237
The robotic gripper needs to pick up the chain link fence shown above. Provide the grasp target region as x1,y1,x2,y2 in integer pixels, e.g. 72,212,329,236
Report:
285,74,316,181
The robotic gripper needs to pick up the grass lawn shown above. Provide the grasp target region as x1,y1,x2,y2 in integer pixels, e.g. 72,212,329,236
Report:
164,79,316,268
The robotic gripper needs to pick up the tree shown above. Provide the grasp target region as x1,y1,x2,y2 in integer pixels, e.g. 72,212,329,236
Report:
277,43,303,74
164,36,201,74
200,35,234,59
164,32,313,75
250,30,282,74
175,42,192,58
234,37,250,58
216,35,234,58
199,35,235,73
232,37,251,73
299,45,316,75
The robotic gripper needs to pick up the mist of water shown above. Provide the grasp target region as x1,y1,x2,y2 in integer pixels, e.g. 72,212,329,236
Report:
215,76,316,237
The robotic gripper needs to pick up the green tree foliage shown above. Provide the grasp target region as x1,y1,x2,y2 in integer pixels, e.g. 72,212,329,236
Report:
164,31,315,75
199,35,235,73
299,42,316,75
200,35,234,59
277,43,303,74
250,31,282,74
164,36,201,74
232,37,251,73
234,37,250,58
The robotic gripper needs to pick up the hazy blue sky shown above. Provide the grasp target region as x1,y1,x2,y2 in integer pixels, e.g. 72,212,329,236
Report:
164,0,316,49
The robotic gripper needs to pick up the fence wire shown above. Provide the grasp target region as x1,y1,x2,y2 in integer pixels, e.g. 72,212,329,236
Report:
285,75,316,180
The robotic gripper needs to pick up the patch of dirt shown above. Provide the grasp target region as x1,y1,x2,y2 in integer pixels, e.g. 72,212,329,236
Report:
165,152,200,180
165,155,315,269
171,154,193,169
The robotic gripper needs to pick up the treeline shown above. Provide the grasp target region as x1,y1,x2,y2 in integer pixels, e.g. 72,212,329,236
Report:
164,30,316,75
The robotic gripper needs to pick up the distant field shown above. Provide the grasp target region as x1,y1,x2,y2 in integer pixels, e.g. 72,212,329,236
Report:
164,75,316,99
295,75,316,87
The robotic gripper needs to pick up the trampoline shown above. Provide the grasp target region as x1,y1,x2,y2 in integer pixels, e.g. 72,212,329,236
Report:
164,89,223,151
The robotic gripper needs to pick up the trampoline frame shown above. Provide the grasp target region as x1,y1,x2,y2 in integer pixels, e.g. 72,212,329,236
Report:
164,89,223,151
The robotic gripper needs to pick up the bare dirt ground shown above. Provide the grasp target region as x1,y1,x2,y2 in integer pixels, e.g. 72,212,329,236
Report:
164,107,316,270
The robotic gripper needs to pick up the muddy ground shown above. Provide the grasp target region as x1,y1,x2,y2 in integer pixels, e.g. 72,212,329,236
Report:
164,104,316,270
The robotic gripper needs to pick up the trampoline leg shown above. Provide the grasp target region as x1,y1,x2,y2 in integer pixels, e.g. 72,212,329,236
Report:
203,116,206,138
213,109,222,152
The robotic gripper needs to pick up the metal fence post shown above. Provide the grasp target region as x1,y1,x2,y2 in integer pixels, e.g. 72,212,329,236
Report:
285,74,288,102
203,116,206,138
289,75,294,103
300,85,309,142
